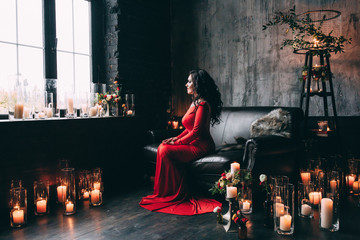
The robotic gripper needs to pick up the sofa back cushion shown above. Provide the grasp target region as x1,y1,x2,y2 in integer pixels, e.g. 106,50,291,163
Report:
210,107,303,149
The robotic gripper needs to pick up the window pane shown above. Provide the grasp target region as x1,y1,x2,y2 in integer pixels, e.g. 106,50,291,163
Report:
74,54,90,93
18,0,43,47
18,46,44,90
56,0,74,52
0,43,17,90
57,51,74,95
74,0,90,54
0,0,16,43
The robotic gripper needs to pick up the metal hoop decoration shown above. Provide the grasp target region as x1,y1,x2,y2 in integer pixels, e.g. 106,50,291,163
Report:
293,46,338,55
296,10,341,23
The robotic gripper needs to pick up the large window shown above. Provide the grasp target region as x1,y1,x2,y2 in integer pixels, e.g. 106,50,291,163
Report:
0,0,92,114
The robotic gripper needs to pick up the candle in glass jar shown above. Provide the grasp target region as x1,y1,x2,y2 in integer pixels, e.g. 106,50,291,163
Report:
38,112,46,119
301,203,312,216
45,107,53,118
243,201,250,211
83,191,89,199
23,107,31,118
230,162,240,175
353,181,360,193
127,110,133,115
280,214,292,231
94,182,101,190
330,180,337,193
65,201,74,213
57,185,67,202
320,198,333,229
36,199,47,213
89,107,97,116
346,175,355,188
67,97,74,114
226,186,237,199
301,172,311,183
91,189,100,203
309,192,322,205
14,103,24,119
12,209,25,225
275,203,285,217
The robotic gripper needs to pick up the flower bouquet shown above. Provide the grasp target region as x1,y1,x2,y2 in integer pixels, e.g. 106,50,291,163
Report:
259,174,274,228
213,206,223,224
96,80,121,116
209,170,251,197
232,210,249,240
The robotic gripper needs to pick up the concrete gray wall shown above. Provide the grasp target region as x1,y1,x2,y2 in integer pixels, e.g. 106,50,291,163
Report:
171,0,360,116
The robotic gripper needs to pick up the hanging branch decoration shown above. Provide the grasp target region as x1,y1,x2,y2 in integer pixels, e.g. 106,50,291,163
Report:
262,6,352,55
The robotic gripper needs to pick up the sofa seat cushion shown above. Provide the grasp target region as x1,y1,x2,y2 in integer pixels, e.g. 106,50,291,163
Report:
143,143,159,168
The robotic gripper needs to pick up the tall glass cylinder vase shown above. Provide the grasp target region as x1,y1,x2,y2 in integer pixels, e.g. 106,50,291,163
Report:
238,169,252,214
274,183,294,235
319,178,340,232
90,168,103,206
61,168,76,215
298,181,314,218
9,187,27,228
78,170,91,200
34,180,50,215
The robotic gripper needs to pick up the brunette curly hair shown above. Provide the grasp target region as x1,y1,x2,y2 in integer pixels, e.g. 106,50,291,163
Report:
189,69,223,126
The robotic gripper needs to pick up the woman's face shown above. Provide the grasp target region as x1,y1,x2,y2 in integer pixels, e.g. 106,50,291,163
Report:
186,74,196,96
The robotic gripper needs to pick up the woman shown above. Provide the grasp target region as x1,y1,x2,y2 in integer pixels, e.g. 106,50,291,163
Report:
140,69,223,215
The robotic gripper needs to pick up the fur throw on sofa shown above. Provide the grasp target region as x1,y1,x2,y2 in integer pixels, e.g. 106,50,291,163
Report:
250,108,292,138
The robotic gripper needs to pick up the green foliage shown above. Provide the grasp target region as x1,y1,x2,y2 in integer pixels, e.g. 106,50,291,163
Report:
263,6,352,54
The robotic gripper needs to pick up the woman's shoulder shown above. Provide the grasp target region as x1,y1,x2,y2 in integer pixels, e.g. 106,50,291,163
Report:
196,99,210,109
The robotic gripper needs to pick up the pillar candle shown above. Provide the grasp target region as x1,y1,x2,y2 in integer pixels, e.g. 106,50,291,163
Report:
230,162,240,175
309,192,322,205
330,180,337,193
301,172,311,183
275,196,282,203
275,203,285,217
91,189,100,204
65,201,74,213
67,98,74,114
14,103,24,119
301,204,312,216
127,110,133,116
226,186,237,198
83,191,89,199
279,214,292,231
353,181,360,193
320,198,333,229
12,209,25,225
38,111,46,119
171,120,178,129
94,182,101,190
45,107,53,118
23,107,31,118
243,201,250,211
346,175,355,188
36,199,47,213
57,185,67,203
89,107,97,116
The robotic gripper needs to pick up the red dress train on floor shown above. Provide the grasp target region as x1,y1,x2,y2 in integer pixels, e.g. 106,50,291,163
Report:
139,102,221,215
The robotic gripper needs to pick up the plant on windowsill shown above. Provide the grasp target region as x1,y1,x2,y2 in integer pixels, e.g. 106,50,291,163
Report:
262,6,352,55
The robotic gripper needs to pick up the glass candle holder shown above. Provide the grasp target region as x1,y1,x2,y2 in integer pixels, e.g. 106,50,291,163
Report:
61,168,76,215
317,121,328,131
45,92,54,118
65,93,76,118
319,182,340,232
238,170,252,214
298,181,314,218
346,174,356,194
34,180,50,215
90,168,103,206
9,187,27,228
274,183,294,235
78,170,91,200
125,93,135,116
300,170,311,183
327,171,340,196
78,92,89,118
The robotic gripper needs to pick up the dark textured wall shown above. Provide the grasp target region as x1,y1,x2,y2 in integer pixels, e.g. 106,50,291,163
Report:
171,0,360,116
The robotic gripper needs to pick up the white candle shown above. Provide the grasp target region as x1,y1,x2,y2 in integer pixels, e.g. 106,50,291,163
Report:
275,203,285,217
320,198,333,229
91,189,100,204
14,103,24,119
353,181,360,193
38,111,46,119
230,162,240,175
330,180,337,193
94,182,101,190
12,209,25,225
65,201,74,213
280,214,292,231
243,201,250,211
346,175,355,188
127,110,133,115
309,192,322,205
301,172,311,183
83,191,89,199
89,107,97,116
275,196,282,203
226,186,237,198
57,185,67,203
36,199,47,213
23,107,31,118
45,107,53,118
67,97,74,114
301,204,312,216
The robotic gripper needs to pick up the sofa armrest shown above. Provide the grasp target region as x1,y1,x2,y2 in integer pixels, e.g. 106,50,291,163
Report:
146,129,184,144
243,135,304,177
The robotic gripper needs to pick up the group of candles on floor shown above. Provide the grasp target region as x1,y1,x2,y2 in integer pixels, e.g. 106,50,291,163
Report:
220,159,360,236
9,168,103,228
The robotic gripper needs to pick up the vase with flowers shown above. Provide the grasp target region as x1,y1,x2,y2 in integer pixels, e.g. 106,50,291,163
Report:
96,81,121,117
232,210,249,240
259,174,274,228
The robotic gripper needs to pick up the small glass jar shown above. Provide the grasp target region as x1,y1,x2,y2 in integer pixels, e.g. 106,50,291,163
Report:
34,180,50,215
78,170,91,200
9,187,27,228
298,181,314,218
61,168,76,215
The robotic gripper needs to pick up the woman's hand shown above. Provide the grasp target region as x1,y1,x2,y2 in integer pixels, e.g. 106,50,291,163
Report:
162,137,177,144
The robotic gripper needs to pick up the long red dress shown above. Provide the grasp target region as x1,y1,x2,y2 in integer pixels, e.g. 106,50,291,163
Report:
139,102,221,215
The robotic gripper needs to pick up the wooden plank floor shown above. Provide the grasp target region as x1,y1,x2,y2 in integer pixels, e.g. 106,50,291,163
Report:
0,186,360,240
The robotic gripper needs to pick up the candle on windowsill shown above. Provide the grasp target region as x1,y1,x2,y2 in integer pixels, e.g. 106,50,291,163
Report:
89,107,97,116
67,98,74,114
226,186,237,199
36,199,47,213
230,162,240,175
45,107,53,118
12,208,25,225
23,107,31,119
57,185,67,203
38,111,46,119
14,103,24,119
